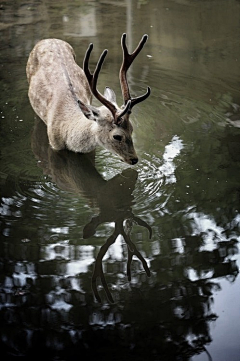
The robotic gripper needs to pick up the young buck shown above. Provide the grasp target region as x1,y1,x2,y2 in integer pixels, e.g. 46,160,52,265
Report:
26,34,151,165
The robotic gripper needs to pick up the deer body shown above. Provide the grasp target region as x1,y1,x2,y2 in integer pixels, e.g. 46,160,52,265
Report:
27,36,150,165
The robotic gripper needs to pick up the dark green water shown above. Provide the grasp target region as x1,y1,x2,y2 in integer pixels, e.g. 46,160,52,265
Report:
1,1,240,360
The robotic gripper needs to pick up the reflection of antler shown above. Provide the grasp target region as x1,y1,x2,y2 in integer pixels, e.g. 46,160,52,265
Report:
125,219,151,281
91,218,152,303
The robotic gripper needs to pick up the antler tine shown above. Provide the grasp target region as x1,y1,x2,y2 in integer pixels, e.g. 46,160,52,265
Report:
122,216,152,281
83,43,94,84
131,86,151,108
126,241,151,281
83,44,117,117
132,215,152,239
92,230,118,303
120,33,151,108
92,49,108,91
123,220,151,281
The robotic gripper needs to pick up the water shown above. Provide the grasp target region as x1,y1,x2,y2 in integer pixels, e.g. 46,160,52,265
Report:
1,0,240,360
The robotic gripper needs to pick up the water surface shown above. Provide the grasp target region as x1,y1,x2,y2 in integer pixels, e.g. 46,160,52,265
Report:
1,1,240,360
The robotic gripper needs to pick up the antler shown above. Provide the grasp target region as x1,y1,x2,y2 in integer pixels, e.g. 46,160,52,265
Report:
92,229,118,303
120,33,151,109
83,43,131,124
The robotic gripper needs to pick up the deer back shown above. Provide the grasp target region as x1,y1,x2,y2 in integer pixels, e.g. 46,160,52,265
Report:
27,39,92,122
27,39,99,153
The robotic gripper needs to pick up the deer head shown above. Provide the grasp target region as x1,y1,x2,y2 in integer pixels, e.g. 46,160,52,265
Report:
79,33,151,165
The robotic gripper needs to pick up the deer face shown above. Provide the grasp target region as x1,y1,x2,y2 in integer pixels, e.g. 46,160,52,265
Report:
79,88,138,165
106,122,138,165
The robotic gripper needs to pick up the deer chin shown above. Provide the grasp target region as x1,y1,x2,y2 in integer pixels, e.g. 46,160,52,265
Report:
121,157,138,165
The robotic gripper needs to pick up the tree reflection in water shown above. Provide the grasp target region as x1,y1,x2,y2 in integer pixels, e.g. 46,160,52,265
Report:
0,118,239,359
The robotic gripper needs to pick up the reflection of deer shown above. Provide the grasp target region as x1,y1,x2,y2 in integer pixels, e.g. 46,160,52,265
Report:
27,34,150,165
32,118,151,302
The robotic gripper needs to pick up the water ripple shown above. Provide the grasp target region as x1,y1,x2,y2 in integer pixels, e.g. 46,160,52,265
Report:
134,135,184,208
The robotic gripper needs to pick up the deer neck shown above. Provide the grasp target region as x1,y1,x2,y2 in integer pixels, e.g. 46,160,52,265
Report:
63,108,99,153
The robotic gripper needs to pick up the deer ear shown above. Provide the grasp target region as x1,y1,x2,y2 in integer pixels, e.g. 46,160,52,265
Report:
78,100,99,121
104,87,117,104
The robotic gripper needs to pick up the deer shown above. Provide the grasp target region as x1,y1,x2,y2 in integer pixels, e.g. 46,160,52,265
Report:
26,34,151,165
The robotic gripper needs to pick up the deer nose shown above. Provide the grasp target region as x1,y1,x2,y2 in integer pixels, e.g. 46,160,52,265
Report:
131,158,138,165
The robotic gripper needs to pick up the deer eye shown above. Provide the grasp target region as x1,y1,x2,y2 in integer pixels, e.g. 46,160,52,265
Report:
92,110,99,117
113,135,123,142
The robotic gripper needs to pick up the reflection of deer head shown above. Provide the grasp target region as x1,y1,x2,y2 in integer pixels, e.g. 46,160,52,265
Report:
31,118,152,302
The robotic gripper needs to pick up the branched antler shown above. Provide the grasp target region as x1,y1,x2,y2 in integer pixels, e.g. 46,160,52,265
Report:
120,33,151,108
